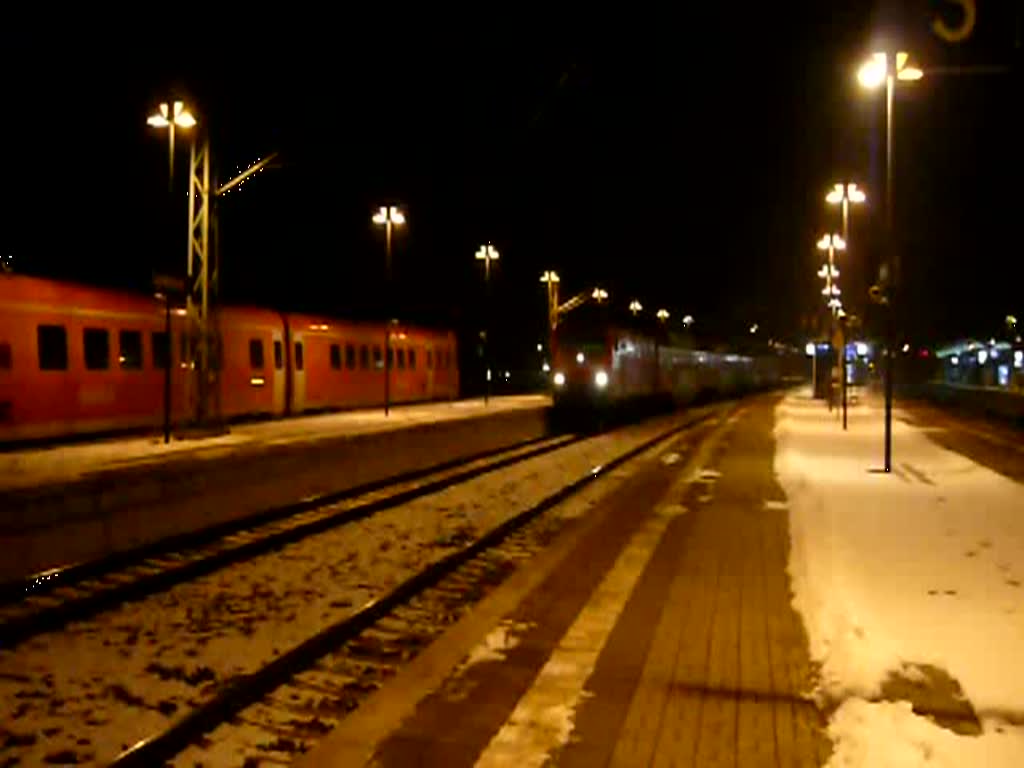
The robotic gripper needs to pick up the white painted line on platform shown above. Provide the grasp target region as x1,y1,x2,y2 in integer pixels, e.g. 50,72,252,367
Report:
763,499,788,511
473,505,673,768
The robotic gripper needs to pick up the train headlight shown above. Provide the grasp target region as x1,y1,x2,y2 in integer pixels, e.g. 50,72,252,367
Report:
553,371,566,387
594,370,609,388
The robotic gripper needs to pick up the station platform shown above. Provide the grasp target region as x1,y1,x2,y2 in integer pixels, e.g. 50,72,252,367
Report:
0,395,551,581
299,393,832,767
297,388,1024,767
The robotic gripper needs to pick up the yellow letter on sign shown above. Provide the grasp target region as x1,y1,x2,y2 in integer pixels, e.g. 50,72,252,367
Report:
933,0,977,43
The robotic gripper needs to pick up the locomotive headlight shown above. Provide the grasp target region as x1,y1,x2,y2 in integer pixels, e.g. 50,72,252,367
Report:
553,371,566,387
594,370,609,388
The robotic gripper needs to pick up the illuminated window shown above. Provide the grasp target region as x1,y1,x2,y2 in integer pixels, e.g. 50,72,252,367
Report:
295,342,304,371
152,332,170,369
0,342,10,370
84,328,109,370
373,345,383,369
346,343,356,370
274,340,283,370
119,330,143,370
249,339,265,369
330,343,342,370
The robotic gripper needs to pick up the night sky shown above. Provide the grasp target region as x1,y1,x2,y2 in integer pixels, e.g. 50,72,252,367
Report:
2,4,1021,376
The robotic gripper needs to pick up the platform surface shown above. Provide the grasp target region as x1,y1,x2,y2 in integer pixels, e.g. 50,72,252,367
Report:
0,395,550,492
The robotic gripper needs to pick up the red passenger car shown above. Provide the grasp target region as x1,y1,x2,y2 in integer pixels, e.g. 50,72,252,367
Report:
0,275,460,443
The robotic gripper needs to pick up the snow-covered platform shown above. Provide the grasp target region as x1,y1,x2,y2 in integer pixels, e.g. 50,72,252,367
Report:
296,394,833,767
777,389,1024,765
0,396,551,581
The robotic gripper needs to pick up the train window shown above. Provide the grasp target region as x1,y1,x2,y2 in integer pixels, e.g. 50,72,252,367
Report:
373,345,382,369
360,344,369,369
37,325,68,370
0,342,10,370
83,328,109,370
397,348,405,369
295,342,304,371
274,340,283,370
346,343,356,370
387,347,394,369
249,339,265,369
119,330,143,370
426,349,433,369
152,332,170,369
409,349,416,370
330,343,342,370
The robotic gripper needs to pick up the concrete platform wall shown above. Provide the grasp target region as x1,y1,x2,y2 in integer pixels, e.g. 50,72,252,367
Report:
0,406,551,581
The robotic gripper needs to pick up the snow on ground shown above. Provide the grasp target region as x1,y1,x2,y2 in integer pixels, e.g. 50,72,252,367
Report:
0,414,661,766
775,389,1024,766
0,395,549,491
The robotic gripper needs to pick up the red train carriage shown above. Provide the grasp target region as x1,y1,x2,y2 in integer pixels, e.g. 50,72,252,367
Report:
0,275,460,443
0,274,192,441
282,314,458,413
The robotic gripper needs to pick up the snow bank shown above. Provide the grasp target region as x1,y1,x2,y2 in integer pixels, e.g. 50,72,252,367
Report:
774,390,1024,765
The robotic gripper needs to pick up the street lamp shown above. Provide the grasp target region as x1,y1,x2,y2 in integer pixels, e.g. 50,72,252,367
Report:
629,299,643,315
656,309,670,322
146,100,197,193
373,205,406,416
475,244,500,404
827,183,864,431
817,233,846,411
858,50,922,472
682,315,694,328
592,287,609,303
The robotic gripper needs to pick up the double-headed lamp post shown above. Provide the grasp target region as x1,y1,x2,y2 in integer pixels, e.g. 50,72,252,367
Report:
592,287,609,303
373,205,406,416
858,50,922,472
475,244,500,404
146,101,197,193
540,270,561,336
629,300,643,316
656,309,670,322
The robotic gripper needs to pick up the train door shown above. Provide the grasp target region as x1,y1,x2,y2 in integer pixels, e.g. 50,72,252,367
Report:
271,330,286,415
291,331,306,413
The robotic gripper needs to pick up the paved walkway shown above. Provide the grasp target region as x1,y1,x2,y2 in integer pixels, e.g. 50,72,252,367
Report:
303,395,831,767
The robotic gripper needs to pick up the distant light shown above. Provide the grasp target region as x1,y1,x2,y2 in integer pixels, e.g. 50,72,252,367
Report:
537,343,543,352
991,348,999,359
978,350,988,365
998,365,1011,387
542,361,551,372
750,324,758,334
849,187,867,204
172,308,187,316
250,376,266,386
594,370,609,388
504,371,510,380
856,342,869,356
825,188,844,204
576,352,585,364
898,66,923,82
951,355,960,366
487,369,492,381
1015,350,1023,369
805,343,815,357
682,315,694,327
902,343,910,353
553,371,566,386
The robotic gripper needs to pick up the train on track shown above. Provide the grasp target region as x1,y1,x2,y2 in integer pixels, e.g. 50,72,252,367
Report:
549,304,801,414
0,274,459,443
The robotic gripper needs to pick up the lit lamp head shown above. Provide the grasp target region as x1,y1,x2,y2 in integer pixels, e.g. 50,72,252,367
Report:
857,51,922,89
147,100,196,129
373,206,405,226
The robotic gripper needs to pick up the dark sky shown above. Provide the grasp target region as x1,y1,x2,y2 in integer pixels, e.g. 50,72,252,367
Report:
2,4,1021,371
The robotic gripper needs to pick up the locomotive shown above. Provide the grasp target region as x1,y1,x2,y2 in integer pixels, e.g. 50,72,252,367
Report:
0,274,459,443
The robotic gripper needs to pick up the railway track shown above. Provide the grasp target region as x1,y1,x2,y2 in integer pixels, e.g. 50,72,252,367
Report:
0,433,580,649
107,407,721,767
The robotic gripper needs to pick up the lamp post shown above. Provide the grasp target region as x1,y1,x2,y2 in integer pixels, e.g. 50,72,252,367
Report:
817,233,846,410
826,183,866,430
592,288,609,303
656,309,670,322
475,244,500,404
147,101,196,444
540,271,561,337
629,300,643,316
858,50,922,472
372,205,406,416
